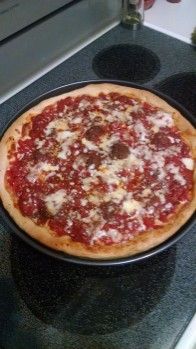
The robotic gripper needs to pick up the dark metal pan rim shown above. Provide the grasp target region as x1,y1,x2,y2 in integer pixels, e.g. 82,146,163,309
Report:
0,79,195,266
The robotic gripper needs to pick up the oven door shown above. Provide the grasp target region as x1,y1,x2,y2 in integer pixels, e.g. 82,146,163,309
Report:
0,0,74,41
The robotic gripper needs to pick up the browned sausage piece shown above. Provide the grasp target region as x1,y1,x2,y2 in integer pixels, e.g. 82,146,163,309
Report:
84,152,103,168
84,125,104,141
151,133,172,150
110,142,130,159
100,202,118,220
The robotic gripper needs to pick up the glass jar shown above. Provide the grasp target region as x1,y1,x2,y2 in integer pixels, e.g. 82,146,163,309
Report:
121,0,144,29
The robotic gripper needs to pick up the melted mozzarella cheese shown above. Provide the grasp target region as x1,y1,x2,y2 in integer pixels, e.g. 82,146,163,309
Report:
88,111,104,122
44,189,66,215
90,228,122,244
122,199,142,214
58,143,70,159
88,194,101,205
97,160,124,186
27,162,59,183
151,155,166,180
38,163,59,172
81,199,88,206
105,105,137,123
134,122,149,142
149,111,173,130
93,153,143,189
141,188,152,197
78,100,90,109
90,230,107,243
82,177,99,191
151,125,159,133
73,156,85,170
131,144,151,161
44,119,68,136
106,109,132,122
155,189,166,204
127,154,144,172
71,116,82,124
182,158,194,170
35,139,45,149
167,164,186,185
57,130,74,142
99,134,119,153
164,203,173,211
168,136,175,144
81,138,98,151
104,188,127,203
82,208,100,223
57,131,78,159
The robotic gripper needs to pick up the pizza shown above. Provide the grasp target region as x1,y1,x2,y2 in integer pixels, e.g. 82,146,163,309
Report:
0,83,195,259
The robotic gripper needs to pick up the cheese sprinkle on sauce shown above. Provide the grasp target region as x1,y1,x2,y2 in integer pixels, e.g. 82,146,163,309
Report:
6,92,194,246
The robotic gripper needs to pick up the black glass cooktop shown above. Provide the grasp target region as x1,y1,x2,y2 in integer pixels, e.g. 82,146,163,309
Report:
0,24,196,349
92,44,160,83
10,237,175,336
155,72,196,116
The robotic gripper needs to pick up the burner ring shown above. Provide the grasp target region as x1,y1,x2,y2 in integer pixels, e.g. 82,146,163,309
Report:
154,72,196,116
92,44,160,83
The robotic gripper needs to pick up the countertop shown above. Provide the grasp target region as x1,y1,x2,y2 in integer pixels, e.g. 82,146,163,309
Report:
145,0,196,44
0,24,196,349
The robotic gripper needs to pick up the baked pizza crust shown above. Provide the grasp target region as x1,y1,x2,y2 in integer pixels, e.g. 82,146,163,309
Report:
0,83,195,259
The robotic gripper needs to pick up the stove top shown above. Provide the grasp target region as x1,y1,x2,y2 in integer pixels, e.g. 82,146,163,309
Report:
0,22,196,349
10,236,175,335
155,72,196,116
92,44,160,83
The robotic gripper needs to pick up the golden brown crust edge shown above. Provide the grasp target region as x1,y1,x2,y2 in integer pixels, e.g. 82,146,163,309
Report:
0,83,195,259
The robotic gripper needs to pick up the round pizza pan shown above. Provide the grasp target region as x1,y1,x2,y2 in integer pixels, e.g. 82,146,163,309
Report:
0,79,195,266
